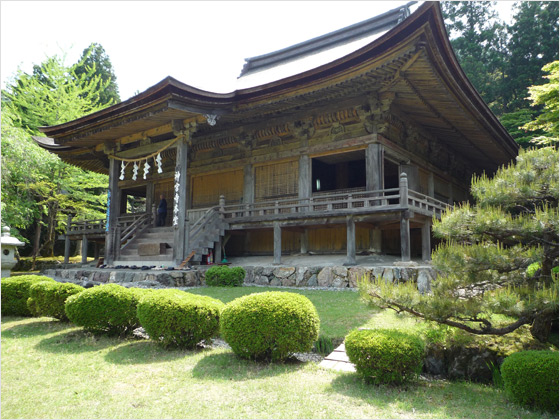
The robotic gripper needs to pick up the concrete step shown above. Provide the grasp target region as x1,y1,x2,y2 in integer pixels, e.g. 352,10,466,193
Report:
139,232,174,241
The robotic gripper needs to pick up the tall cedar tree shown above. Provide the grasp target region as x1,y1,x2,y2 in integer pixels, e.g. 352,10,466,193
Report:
74,43,120,106
1,52,110,259
359,146,559,342
506,2,559,112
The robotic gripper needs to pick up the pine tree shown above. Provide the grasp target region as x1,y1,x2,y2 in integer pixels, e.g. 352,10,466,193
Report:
359,147,559,342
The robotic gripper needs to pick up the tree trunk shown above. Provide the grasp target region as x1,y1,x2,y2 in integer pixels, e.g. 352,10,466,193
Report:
530,309,558,342
31,217,42,271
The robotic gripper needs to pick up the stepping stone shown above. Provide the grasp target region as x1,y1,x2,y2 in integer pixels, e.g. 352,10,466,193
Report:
319,341,356,372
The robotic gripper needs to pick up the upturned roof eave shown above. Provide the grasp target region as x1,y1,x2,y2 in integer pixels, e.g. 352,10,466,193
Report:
38,1,517,161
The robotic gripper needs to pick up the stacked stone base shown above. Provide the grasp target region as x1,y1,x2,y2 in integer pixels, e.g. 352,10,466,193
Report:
44,264,436,290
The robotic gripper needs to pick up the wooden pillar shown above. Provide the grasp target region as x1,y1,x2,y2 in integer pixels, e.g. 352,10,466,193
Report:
421,219,431,261
371,228,382,253
399,172,411,262
64,214,72,264
93,242,100,260
243,164,254,204
146,182,154,221
400,164,419,192
174,136,189,265
300,230,309,254
81,234,88,264
428,172,435,198
365,143,384,191
344,215,357,266
273,222,282,265
214,237,222,264
298,155,312,253
105,158,121,265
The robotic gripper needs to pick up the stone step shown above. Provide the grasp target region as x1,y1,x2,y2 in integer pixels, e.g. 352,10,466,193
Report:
116,254,174,262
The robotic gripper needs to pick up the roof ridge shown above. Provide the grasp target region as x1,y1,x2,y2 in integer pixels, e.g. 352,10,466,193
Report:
238,1,417,77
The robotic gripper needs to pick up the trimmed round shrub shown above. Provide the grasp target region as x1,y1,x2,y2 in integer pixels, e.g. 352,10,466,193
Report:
345,329,425,385
137,289,224,348
220,291,320,361
27,281,85,321
64,284,141,335
204,265,245,287
501,350,559,413
1,275,56,316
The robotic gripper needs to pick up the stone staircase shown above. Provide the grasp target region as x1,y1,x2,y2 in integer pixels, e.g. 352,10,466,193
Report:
113,209,228,267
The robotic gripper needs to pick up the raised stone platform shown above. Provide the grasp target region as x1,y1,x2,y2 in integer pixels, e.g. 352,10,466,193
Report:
43,261,436,290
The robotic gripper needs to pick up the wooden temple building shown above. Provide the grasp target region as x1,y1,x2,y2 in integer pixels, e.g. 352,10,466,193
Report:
36,2,517,267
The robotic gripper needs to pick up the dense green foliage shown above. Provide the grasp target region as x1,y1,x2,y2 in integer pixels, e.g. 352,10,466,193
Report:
204,266,246,287
137,289,224,348
360,147,559,340
522,61,559,145
27,281,84,321
64,284,141,335
501,350,559,413
74,43,120,106
0,275,56,316
345,329,425,385
1,48,114,257
442,1,559,145
220,291,320,361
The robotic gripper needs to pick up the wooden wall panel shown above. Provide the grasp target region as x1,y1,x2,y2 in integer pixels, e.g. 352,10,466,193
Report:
255,160,298,201
191,169,243,208
246,229,300,254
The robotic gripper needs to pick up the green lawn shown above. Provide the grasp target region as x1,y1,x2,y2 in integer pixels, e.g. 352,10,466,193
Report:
1,287,553,419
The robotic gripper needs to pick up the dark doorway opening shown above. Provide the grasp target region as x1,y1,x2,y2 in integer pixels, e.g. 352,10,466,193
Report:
312,150,366,193
121,185,147,215
384,159,400,204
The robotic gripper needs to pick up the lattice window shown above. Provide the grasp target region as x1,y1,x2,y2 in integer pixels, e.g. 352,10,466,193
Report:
191,169,243,208
255,160,298,201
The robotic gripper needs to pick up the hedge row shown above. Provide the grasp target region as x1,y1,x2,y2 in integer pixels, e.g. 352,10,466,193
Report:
3,275,558,413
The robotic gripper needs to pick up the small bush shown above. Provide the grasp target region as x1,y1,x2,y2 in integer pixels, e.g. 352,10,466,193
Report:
204,265,246,287
501,350,559,413
1,275,56,316
345,329,425,385
137,289,224,348
27,281,85,321
64,284,141,335
221,291,320,361
314,335,335,356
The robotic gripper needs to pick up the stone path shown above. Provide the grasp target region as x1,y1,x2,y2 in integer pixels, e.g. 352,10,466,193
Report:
319,343,356,372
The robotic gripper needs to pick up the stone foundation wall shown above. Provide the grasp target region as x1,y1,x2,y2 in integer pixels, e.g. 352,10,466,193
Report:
44,264,436,290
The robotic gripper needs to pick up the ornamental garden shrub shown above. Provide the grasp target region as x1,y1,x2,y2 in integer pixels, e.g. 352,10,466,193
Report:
345,328,425,385
220,291,320,361
27,281,84,321
501,350,559,413
64,284,141,335
204,265,245,287
1,275,56,316
137,289,224,349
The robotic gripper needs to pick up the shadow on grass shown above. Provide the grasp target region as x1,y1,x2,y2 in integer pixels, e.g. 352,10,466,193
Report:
35,329,117,354
104,341,194,365
192,351,306,381
2,318,75,338
327,374,538,419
